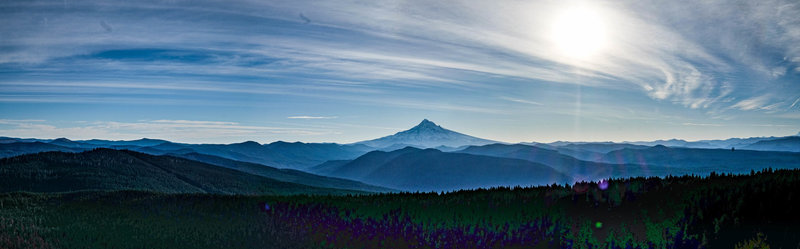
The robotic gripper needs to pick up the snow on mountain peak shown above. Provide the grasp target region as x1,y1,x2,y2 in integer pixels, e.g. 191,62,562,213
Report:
406,119,445,133
355,119,497,149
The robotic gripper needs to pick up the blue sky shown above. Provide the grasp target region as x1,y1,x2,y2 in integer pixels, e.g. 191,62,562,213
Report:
1,0,799,144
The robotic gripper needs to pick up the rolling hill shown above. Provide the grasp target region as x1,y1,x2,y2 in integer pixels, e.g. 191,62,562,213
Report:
550,143,649,161
175,152,392,192
312,147,571,192
456,143,690,181
600,145,800,174
0,142,83,158
0,149,360,195
133,140,373,170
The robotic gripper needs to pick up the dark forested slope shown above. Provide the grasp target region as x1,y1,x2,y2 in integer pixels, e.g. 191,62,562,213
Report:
0,149,358,195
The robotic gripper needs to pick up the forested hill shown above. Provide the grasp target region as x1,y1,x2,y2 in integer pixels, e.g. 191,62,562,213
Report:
0,148,359,195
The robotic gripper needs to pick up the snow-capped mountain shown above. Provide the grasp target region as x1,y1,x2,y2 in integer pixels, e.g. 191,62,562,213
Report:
354,119,498,149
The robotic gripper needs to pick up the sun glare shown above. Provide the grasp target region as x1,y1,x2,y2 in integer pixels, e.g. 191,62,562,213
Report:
550,6,608,60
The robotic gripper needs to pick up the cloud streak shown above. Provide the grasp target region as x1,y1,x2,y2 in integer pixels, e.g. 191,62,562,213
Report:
501,97,543,106
0,119,337,143
287,116,337,119
732,96,775,111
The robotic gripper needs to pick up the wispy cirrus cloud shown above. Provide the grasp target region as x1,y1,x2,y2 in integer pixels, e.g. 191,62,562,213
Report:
0,119,337,143
790,97,800,109
681,122,723,127
287,116,337,119
149,120,239,126
0,0,798,142
731,95,776,111
2,0,795,111
0,119,46,124
500,97,543,106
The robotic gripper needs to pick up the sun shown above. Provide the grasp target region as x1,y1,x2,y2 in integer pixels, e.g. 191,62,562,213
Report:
549,6,608,60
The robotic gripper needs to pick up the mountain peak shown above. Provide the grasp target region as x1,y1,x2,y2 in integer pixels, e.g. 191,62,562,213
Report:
233,141,261,147
651,144,670,149
354,119,497,149
411,119,442,130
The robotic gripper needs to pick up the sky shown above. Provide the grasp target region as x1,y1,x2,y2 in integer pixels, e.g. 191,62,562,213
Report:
1,0,799,144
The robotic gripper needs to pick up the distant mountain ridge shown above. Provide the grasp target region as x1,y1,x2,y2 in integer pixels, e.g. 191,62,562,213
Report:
0,137,373,170
1,124,796,166
0,123,797,177
742,136,800,152
354,119,497,149
621,137,787,149
599,145,800,173
542,134,799,152
0,141,83,158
